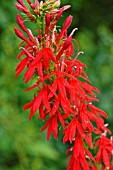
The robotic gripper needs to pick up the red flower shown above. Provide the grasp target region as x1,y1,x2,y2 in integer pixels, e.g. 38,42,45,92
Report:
57,15,73,42
67,136,95,170
95,135,113,169
23,48,56,83
41,111,65,140
63,119,92,147
23,86,50,120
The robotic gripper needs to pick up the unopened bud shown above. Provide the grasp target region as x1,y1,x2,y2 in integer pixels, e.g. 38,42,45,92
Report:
35,0,39,8
16,14,27,32
27,0,31,5
62,15,73,31
45,13,51,27
53,0,60,8
17,0,25,6
34,9,38,14
14,27,26,41
16,3,28,13
30,4,35,9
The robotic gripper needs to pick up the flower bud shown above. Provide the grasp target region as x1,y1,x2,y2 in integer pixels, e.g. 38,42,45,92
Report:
62,15,73,31
14,27,26,41
45,13,51,27
53,0,60,8
16,14,28,32
34,10,38,14
16,3,28,13
35,0,39,8
17,0,25,6
30,4,35,9
27,0,31,5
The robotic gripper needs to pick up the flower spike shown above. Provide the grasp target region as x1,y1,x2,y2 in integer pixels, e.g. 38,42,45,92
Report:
14,0,113,169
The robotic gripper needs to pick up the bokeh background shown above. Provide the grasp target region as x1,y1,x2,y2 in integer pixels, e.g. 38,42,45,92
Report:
0,0,113,169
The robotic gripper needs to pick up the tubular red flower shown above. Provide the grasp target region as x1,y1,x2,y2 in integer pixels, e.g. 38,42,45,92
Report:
95,136,113,169
17,0,25,6
56,36,73,60
16,14,28,32
16,3,28,13
35,0,39,8
57,16,73,42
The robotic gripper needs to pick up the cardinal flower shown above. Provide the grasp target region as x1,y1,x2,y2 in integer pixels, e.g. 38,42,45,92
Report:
67,135,95,170
14,0,113,169
95,135,113,169
41,111,65,140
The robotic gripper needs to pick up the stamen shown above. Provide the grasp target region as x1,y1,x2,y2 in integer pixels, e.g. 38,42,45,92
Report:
78,51,84,55
104,123,108,127
89,102,92,105
33,46,37,48
19,47,24,50
69,28,78,37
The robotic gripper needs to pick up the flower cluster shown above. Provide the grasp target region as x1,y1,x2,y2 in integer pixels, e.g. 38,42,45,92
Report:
15,0,113,169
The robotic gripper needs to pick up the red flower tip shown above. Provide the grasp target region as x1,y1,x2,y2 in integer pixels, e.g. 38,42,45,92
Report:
17,0,25,6
14,27,26,41
16,14,28,32
35,0,39,8
27,0,32,5
45,13,51,27
16,3,28,13
62,15,73,31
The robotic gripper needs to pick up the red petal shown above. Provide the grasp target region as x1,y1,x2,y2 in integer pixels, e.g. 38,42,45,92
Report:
58,78,67,98
89,104,108,119
52,116,58,140
41,118,50,132
36,62,43,79
43,89,50,112
48,79,57,99
28,92,43,119
39,103,45,121
50,96,60,116
103,149,110,168
69,120,77,143
15,57,27,77
23,98,35,110
58,111,65,127
24,66,35,83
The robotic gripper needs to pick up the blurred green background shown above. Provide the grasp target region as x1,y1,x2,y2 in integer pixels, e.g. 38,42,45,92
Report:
0,0,113,169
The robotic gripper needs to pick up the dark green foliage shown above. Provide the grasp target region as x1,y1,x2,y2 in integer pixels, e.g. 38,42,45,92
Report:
0,0,113,169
